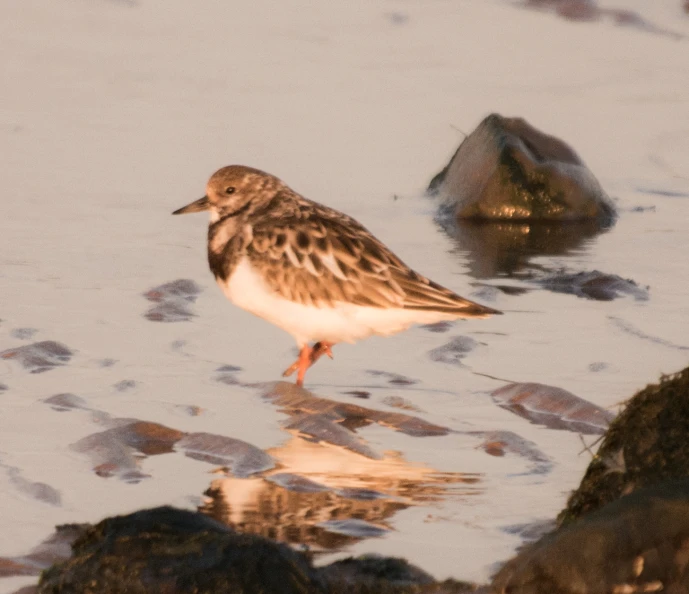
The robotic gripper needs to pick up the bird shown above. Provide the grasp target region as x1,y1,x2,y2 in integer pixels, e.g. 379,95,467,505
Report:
173,165,501,386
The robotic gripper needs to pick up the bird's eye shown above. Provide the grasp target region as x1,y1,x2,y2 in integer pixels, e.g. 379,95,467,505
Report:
225,187,235,195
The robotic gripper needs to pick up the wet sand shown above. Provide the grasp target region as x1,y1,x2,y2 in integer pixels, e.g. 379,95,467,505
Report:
1,0,689,591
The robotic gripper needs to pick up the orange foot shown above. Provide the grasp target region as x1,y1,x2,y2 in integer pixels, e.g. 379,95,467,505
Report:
282,341,335,387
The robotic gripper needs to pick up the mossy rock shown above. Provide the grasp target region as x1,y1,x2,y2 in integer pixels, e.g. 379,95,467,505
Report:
559,366,689,524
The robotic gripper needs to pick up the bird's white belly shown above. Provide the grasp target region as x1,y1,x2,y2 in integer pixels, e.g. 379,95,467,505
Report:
218,258,456,345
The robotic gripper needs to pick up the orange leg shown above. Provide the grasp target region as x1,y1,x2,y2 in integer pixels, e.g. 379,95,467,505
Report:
282,342,335,387
295,345,311,387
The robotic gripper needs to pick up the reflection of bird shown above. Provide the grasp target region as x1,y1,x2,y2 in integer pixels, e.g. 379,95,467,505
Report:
173,165,501,385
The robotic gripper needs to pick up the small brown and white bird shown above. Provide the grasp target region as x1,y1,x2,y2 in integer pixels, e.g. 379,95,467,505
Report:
173,165,500,386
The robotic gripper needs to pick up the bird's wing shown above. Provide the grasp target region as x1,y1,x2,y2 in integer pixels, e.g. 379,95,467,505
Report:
246,206,499,317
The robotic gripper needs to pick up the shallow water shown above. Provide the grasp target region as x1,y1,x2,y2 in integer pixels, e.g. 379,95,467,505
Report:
1,0,689,590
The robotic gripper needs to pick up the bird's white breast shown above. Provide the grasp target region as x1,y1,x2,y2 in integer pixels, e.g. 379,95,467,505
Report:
219,258,458,346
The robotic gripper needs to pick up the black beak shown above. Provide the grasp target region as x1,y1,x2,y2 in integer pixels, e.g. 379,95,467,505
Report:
172,196,210,215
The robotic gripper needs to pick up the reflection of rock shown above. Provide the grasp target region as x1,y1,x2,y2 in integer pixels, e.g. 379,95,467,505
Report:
448,219,606,279
539,270,649,301
429,114,615,224
142,279,202,322
492,480,689,594
492,382,615,435
560,366,689,523
0,341,73,374
37,507,324,594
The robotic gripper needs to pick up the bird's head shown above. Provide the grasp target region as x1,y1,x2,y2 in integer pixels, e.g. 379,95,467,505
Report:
173,165,282,222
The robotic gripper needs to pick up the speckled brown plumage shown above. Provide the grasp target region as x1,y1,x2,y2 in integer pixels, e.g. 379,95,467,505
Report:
173,164,501,385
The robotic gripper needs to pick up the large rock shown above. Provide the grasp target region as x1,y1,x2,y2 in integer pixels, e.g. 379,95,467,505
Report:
491,366,689,593
34,506,478,594
428,114,615,224
37,506,324,594
492,479,689,594
560,366,689,523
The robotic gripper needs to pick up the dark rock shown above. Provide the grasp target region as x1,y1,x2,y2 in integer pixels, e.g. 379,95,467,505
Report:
491,382,615,435
492,480,689,594
29,506,480,594
539,270,648,301
37,506,325,593
560,366,689,524
428,114,615,224
0,341,73,373
447,219,607,279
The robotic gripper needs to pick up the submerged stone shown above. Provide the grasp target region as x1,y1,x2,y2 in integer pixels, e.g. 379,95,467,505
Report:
539,269,648,301
0,341,73,373
492,382,615,435
143,279,202,322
